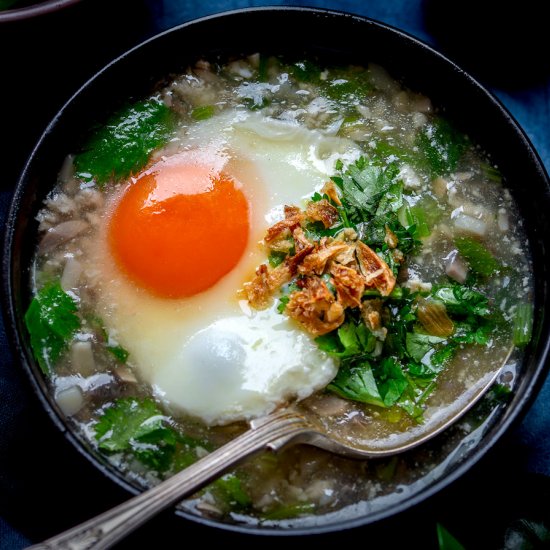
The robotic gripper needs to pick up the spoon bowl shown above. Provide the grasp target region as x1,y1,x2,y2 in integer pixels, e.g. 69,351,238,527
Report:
28,357,508,549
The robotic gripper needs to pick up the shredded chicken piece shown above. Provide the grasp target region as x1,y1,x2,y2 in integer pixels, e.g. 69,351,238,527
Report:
355,241,396,296
384,225,399,249
286,277,345,336
244,262,293,309
320,181,342,206
330,263,365,309
306,199,340,228
298,239,349,276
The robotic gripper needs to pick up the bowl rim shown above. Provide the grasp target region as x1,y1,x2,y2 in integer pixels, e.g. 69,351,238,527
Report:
0,0,81,22
3,5,550,537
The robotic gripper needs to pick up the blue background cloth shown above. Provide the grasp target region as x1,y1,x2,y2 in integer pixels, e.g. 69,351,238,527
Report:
1,0,549,548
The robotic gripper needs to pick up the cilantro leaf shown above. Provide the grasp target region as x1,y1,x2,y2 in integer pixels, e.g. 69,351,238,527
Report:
332,157,400,224
95,397,197,473
406,332,446,363
377,357,409,406
316,320,376,358
24,282,80,375
75,97,174,186
433,285,490,317
327,362,386,408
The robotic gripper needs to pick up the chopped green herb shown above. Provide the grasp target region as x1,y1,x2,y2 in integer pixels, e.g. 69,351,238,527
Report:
268,250,287,268
24,282,80,375
107,344,130,364
455,236,501,277
290,60,321,83
75,97,174,186
191,105,215,120
480,162,502,183
513,303,533,347
433,285,490,317
405,332,446,363
417,118,468,176
262,502,315,520
95,397,200,473
328,362,386,408
210,474,251,510
276,282,300,314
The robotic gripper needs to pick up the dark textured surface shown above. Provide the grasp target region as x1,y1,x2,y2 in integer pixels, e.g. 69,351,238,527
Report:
1,1,549,548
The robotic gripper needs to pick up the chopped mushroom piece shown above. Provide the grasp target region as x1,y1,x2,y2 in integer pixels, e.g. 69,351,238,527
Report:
444,250,468,283
39,220,89,253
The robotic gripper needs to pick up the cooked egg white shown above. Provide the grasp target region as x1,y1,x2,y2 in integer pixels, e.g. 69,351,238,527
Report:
89,110,362,425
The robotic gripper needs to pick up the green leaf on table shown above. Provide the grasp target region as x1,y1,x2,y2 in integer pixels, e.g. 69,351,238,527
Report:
75,97,174,186
436,522,466,550
24,282,80,375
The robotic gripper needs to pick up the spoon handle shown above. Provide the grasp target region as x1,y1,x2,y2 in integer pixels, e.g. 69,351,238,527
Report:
28,410,312,550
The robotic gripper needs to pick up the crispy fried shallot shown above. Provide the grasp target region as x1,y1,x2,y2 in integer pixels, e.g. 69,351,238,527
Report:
306,199,340,228
298,239,349,276
245,199,398,335
355,241,396,296
320,181,342,206
286,277,345,336
264,205,304,244
330,263,365,309
244,263,293,309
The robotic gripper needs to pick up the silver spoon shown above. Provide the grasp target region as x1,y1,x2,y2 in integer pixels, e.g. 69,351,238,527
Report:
28,360,508,550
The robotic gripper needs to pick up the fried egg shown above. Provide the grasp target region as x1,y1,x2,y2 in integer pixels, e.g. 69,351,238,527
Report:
91,110,362,425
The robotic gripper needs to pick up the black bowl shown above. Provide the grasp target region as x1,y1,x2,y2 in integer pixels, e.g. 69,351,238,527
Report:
3,6,550,538
0,0,81,22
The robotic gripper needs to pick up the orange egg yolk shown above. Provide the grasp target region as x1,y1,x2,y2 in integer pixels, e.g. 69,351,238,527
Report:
108,158,250,298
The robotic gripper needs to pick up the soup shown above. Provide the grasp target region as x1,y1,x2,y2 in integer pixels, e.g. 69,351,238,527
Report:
26,54,533,524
